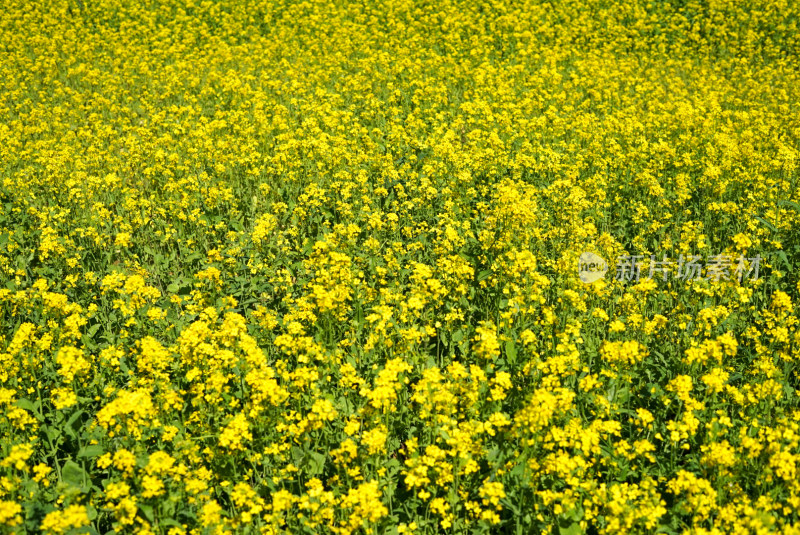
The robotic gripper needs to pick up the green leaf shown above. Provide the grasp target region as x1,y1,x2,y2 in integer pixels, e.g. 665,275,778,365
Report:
505,339,517,363
385,458,401,476
777,250,791,270
65,410,86,439
67,527,99,535
62,460,89,489
778,199,800,213
308,451,326,475
753,214,779,233
42,424,62,443
85,323,101,339
500,497,520,515
140,504,155,522
78,445,104,458
16,398,44,421
16,398,37,412
291,446,305,464
559,521,583,535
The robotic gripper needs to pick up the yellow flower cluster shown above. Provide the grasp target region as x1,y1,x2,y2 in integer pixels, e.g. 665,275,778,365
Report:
1,0,800,533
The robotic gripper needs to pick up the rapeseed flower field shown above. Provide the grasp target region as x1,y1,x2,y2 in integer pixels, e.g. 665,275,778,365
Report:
1,0,800,533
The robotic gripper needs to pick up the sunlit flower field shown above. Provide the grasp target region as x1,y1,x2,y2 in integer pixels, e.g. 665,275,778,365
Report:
1,0,799,533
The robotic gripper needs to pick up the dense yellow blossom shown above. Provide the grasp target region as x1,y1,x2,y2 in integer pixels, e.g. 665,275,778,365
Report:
1,0,799,533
